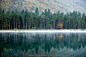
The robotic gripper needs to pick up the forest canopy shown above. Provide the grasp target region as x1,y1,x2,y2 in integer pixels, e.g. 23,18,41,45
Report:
0,8,86,29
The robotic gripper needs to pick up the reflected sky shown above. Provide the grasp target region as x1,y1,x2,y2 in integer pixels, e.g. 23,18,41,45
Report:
0,33,86,57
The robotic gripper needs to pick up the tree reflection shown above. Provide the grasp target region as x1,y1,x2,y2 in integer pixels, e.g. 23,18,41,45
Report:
0,33,86,56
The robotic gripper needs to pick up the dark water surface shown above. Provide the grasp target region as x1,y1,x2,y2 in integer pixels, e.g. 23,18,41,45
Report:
0,32,86,57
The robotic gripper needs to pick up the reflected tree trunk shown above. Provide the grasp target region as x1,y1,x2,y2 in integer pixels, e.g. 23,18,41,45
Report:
14,33,15,43
9,33,10,43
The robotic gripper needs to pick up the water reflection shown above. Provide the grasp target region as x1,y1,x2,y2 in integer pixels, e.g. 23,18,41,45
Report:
0,33,86,57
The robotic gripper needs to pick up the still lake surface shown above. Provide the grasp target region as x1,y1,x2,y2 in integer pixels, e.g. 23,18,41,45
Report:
0,32,86,57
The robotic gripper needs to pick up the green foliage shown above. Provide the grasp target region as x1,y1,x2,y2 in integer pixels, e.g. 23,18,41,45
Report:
0,8,86,29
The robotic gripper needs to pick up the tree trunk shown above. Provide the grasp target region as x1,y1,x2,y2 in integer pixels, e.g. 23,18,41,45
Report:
82,21,83,28
6,18,7,29
9,21,10,29
26,22,27,29
53,21,55,29
19,24,20,29
78,21,79,29
29,24,30,29
16,23,17,29
23,19,24,29
2,17,3,29
69,19,70,29
65,22,67,29
11,24,12,29
14,18,15,29
40,23,42,29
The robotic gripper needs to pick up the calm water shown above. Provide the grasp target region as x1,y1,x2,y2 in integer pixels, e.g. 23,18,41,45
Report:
0,32,86,57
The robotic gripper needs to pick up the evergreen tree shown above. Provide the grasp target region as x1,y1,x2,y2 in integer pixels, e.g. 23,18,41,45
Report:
0,16,1,29
21,10,25,29
35,7,39,28
52,13,57,29
77,11,81,28
0,8,86,29
81,13,85,29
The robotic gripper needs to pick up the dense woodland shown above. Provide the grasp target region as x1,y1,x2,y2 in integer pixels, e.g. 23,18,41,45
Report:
0,8,86,29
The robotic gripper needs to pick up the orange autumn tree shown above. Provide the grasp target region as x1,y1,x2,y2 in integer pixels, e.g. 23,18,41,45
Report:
56,22,63,29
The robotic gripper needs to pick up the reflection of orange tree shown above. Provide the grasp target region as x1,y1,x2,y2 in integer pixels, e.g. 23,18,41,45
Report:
56,33,63,38
56,22,63,29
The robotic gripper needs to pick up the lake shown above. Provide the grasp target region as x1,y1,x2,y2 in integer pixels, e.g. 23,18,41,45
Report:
0,32,86,57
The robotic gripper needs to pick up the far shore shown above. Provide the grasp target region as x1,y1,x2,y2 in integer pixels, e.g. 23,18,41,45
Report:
0,29,86,33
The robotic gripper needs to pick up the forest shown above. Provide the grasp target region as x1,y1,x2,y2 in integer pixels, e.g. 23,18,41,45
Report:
0,8,86,29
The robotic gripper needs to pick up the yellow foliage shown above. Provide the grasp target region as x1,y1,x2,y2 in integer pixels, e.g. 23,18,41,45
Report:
56,22,63,29
32,27,36,29
57,33,63,38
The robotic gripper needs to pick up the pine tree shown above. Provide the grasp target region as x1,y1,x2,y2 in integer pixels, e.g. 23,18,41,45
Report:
21,10,25,29
52,13,57,29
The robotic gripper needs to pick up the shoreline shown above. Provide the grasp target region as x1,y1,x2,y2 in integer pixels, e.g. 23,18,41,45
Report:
0,29,86,33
